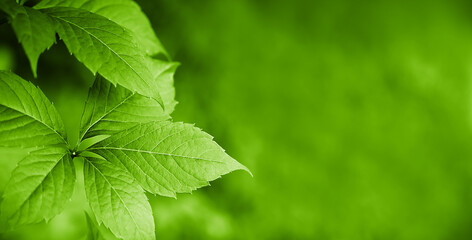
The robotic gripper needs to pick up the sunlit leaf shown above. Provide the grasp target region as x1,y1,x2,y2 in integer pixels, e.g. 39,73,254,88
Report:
87,121,250,198
0,71,67,148
1,147,75,228
83,156,154,240
84,211,119,240
35,0,168,57
78,74,168,142
40,7,163,103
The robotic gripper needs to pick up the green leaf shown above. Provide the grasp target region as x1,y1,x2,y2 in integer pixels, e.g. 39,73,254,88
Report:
35,0,169,57
78,73,169,142
0,0,20,16
83,156,154,240
88,121,250,198
0,71,67,148
149,59,179,115
40,7,162,103
1,146,75,228
0,2,56,76
0,70,72,229
77,135,110,152
85,211,119,240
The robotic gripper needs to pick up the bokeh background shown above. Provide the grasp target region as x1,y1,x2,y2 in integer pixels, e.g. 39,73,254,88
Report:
2,0,472,239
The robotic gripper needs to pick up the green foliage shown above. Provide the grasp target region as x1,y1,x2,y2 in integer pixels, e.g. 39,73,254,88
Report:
43,7,163,103
78,59,177,141
1,147,75,228
86,121,249,198
84,155,153,240
2,3,55,76
0,71,66,148
85,211,117,240
34,0,169,57
0,0,249,239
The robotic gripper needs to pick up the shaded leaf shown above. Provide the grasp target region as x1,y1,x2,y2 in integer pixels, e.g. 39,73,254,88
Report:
149,59,179,115
5,5,56,76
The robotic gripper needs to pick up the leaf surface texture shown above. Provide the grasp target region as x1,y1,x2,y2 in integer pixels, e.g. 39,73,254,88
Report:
78,73,168,141
0,71,67,148
84,156,154,240
0,3,56,76
41,7,162,102
88,121,249,197
1,147,75,227
35,0,168,57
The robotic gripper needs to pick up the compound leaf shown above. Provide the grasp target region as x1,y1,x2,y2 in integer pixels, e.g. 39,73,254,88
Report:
40,7,162,103
84,156,154,240
88,121,250,198
1,146,75,228
0,71,67,148
0,3,56,76
35,0,168,57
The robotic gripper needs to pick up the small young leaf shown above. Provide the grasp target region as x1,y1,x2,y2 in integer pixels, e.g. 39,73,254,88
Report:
0,71,67,147
77,135,110,152
84,156,154,240
88,121,250,198
40,7,162,103
1,4,56,77
1,146,75,228
35,0,169,57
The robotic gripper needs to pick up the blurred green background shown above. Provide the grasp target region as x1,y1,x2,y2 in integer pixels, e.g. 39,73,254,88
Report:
3,0,472,239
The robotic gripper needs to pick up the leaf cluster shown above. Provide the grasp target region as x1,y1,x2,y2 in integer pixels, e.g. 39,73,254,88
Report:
0,0,250,239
